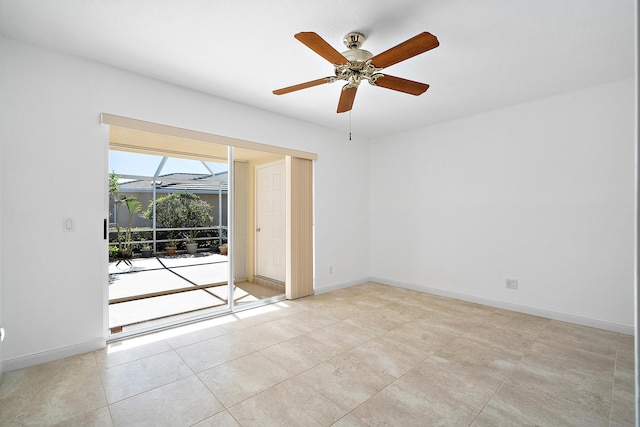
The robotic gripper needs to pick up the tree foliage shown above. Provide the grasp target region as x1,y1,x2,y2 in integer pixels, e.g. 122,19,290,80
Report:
108,172,142,252
108,171,120,202
142,192,213,232
122,196,142,245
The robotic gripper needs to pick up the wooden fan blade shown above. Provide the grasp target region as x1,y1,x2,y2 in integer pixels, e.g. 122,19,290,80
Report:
294,32,349,65
273,77,332,95
337,85,358,113
373,75,429,95
370,32,439,69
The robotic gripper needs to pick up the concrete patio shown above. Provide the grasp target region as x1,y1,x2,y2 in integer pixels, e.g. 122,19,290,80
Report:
108,253,282,335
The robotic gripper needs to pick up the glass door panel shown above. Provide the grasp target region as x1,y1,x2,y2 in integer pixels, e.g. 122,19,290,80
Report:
108,150,231,337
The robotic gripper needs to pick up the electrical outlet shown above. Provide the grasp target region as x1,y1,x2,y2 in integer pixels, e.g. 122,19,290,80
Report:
506,278,518,289
329,265,333,274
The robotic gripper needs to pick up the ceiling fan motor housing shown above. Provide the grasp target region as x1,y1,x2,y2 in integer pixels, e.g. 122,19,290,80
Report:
341,47,373,62
336,32,381,87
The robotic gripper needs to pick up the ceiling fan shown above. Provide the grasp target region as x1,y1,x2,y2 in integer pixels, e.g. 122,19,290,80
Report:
273,31,439,113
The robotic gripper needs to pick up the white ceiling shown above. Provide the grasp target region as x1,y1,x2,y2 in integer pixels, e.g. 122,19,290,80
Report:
0,0,635,139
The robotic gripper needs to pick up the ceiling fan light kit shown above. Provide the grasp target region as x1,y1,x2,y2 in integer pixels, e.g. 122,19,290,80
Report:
273,30,439,113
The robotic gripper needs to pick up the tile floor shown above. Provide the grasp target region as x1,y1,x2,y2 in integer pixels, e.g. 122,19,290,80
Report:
0,282,635,426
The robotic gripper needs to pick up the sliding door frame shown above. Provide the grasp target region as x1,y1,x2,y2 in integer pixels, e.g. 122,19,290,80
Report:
102,114,316,339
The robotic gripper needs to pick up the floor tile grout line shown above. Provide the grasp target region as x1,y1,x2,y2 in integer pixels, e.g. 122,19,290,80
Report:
98,344,178,370
172,313,323,375
188,372,229,426
337,363,416,426
220,328,414,425
218,342,349,415
608,332,623,426
467,315,552,426
226,410,244,427
101,298,556,425
311,308,472,425
208,303,428,418
91,350,111,406
100,344,197,407
106,370,199,407
64,352,115,427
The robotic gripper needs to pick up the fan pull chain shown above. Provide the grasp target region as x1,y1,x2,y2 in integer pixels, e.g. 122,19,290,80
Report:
349,110,352,141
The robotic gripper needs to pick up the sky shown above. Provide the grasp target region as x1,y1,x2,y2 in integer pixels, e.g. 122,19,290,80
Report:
109,150,228,178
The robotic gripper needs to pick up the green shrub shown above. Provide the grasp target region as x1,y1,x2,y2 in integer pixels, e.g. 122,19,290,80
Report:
142,192,213,236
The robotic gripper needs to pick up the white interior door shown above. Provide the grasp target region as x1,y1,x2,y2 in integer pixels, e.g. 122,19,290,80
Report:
255,161,286,282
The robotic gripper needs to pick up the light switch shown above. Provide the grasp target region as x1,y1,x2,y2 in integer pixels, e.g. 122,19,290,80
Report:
63,217,74,232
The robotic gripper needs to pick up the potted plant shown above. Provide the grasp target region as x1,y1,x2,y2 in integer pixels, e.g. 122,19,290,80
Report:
109,245,121,262
205,240,219,253
219,243,228,255
165,240,178,256
109,245,133,266
140,241,153,258
184,230,199,255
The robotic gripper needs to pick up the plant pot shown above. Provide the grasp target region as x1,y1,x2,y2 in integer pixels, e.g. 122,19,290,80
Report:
140,248,153,258
186,242,198,254
219,246,228,255
165,246,177,256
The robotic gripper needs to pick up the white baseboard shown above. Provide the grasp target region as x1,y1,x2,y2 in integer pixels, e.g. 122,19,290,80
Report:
369,277,634,335
319,277,633,335
314,277,372,295
3,338,106,372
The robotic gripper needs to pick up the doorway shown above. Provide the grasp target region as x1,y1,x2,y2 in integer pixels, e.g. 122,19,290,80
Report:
102,113,316,339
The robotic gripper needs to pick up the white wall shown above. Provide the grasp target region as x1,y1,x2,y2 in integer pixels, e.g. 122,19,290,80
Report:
370,79,636,333
0,36,370,370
